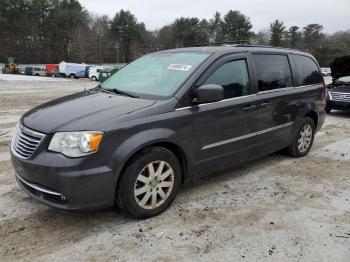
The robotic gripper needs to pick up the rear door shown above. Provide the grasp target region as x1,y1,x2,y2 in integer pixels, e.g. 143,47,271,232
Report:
250,53,296,152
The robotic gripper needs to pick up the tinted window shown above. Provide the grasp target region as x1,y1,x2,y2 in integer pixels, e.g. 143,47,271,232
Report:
203,60,250,99
253,55,292,91
293,55,323,86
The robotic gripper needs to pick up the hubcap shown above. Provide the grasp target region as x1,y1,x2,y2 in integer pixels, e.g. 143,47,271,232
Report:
298,124,313,153
134,160,174,210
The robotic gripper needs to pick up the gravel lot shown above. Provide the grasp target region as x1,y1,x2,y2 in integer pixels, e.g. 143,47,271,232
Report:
0,75,349,261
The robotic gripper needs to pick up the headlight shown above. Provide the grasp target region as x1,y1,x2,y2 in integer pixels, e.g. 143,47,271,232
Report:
48,131,103,157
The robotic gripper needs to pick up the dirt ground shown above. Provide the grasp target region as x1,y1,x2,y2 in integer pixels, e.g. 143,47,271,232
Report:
0,75,349,262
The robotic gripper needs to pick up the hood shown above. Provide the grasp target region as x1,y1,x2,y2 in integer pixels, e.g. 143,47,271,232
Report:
22,89,155,133
330,56,350,79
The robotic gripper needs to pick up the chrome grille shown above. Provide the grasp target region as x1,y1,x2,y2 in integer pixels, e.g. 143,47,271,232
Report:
330,92,350,102
11,123,46,159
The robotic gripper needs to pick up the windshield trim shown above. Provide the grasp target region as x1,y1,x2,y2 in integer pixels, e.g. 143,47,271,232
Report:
100,51,213,100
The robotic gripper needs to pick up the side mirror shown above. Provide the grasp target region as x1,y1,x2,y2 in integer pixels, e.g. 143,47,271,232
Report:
194,84,224,104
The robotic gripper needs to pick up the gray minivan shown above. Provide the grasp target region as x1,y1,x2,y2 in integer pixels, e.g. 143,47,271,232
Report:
11,44,326,218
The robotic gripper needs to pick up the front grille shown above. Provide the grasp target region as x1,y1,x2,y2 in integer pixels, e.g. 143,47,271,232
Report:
330,92,350,102
11,123,46,159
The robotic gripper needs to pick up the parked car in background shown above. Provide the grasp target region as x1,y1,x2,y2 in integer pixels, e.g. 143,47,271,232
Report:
45,64,59,77
321,67,331,76
89,66,108,81
50,69,60,78
24,66,33,76
33,66,46,76
25,66,45,76
11,44,326,218
18,65,26,75
59,62,89,78
326,56,350,113
99,67,119,82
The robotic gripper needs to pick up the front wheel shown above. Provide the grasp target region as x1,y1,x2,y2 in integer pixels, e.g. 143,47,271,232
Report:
116,147,182,218
285,117,315,158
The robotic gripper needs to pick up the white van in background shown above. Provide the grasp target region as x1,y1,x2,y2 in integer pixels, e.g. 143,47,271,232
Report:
33,66,46,76
59,62,89,78
89,66,111,81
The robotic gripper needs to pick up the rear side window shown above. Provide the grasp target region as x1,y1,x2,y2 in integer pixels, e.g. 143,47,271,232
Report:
203,59,250,99
253,54,292,91
293,55,323,86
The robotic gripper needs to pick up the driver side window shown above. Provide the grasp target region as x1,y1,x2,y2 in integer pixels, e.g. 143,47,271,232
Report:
203,59,250,99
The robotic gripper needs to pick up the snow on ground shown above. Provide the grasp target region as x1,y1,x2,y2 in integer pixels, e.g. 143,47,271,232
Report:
0,77,349,262
311,138,350,161
0,74,71,82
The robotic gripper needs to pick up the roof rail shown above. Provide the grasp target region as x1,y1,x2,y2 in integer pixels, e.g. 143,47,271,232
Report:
195,42,301,52
236,44,300,52
196,40,249,47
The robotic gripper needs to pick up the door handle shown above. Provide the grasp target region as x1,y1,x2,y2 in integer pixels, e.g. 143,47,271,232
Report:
242,104,257,111
260,101,271,107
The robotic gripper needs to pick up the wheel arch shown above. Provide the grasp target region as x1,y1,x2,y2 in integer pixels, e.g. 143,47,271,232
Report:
111,129,190,201
305,110,318,129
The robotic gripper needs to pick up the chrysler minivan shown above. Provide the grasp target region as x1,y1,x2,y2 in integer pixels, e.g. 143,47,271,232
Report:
11,44,326,218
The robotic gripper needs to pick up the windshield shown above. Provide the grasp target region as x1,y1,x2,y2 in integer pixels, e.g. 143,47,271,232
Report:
337,76,350,83
101,52,210,99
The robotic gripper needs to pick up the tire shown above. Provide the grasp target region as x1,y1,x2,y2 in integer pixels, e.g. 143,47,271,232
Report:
91,76,97,81
116,147,182,218
285,117,315,158
51,74,56,78
325,107,331,114
69,74,75,79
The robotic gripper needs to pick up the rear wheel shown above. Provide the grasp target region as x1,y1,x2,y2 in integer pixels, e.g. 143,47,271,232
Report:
91,76,97,81
69,74,75,79
285,117,315,158
116,147,182,218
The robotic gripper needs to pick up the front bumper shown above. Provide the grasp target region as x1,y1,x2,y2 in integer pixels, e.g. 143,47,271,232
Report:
327,100,350,111
11,151,116,210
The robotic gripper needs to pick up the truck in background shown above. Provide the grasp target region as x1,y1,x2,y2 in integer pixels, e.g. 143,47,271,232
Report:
59,62,89,78
2,57,18,74
45,64,59,77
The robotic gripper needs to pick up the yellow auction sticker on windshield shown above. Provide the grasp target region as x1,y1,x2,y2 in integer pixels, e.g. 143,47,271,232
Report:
167,64,192,71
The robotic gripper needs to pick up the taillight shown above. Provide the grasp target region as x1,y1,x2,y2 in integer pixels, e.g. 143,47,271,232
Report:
322,85,327,106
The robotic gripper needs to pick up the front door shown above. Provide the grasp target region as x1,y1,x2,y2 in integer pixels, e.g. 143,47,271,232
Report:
192,54,267,175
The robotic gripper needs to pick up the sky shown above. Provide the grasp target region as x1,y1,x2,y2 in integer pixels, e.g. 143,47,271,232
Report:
79,0,350,33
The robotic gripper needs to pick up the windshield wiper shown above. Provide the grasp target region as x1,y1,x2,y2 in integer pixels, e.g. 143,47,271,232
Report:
96,85,139,98
110,88,140,98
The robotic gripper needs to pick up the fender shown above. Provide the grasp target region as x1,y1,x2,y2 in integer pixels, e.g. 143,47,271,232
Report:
109,128,192,183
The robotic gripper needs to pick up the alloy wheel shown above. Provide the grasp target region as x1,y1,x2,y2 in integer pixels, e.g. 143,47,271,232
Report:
298,124,313,153
134,160,174,210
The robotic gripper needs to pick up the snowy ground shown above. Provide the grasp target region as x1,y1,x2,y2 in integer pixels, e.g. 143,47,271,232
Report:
0,78,349,262
0,74,73,82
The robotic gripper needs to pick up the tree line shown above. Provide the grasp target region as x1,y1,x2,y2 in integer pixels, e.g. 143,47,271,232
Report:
0,0,349,66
